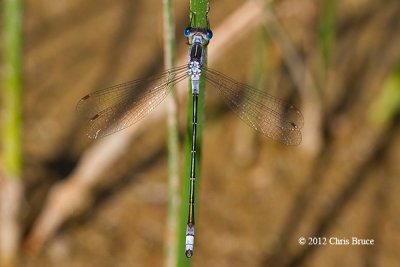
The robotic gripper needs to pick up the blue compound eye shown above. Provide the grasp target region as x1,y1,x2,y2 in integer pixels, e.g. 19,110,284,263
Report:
206,29,213,40
184,27,191,37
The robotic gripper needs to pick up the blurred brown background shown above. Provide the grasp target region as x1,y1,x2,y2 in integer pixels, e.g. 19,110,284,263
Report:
1,0,400,266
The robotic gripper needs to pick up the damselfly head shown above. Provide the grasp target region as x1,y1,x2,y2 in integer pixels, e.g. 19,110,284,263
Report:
184,27,212,44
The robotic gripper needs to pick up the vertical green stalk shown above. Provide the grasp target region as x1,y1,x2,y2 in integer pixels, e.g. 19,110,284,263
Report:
369,64,400,127
1,0,23,266
318,0,336,83
251,27,269,92
2,0,23,178
162,0,179,267
233,26,269,163
177,0,208,266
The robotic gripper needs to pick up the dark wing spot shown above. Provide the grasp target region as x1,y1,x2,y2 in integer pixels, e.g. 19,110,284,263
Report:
81,94,91,100
90,114,100,121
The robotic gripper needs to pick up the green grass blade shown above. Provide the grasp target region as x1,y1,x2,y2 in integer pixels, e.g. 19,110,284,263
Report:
318,0,337,82
1,0,23,266
2,0,23,179
369,64,400,127
250,27,269,92
163,0,180,267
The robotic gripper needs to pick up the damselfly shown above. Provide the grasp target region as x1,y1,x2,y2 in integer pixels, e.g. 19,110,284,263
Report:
77,12,303,258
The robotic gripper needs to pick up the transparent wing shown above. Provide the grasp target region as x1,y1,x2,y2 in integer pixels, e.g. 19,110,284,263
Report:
204,68,303,145
76,65,189,138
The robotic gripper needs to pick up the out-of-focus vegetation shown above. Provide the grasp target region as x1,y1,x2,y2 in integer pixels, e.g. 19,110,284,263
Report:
162,0,179,266
1,0,23,267
1,0,23,178
0,0,399,267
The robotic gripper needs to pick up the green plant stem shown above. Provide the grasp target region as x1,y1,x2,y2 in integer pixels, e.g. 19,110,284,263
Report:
2,0,23,178
318,0,336,81
369,64,400,127
162,0,179,267
177,0,209,265
1,0,23,266
251,27,268,92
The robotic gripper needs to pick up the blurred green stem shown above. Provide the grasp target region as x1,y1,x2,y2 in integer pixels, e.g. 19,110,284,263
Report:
177,0,208,266
2,0,23,177
251,27,268,94
1,0,23,266
318,0,336,82
233,26,269,163
162,0,179,267
370,64,400,126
